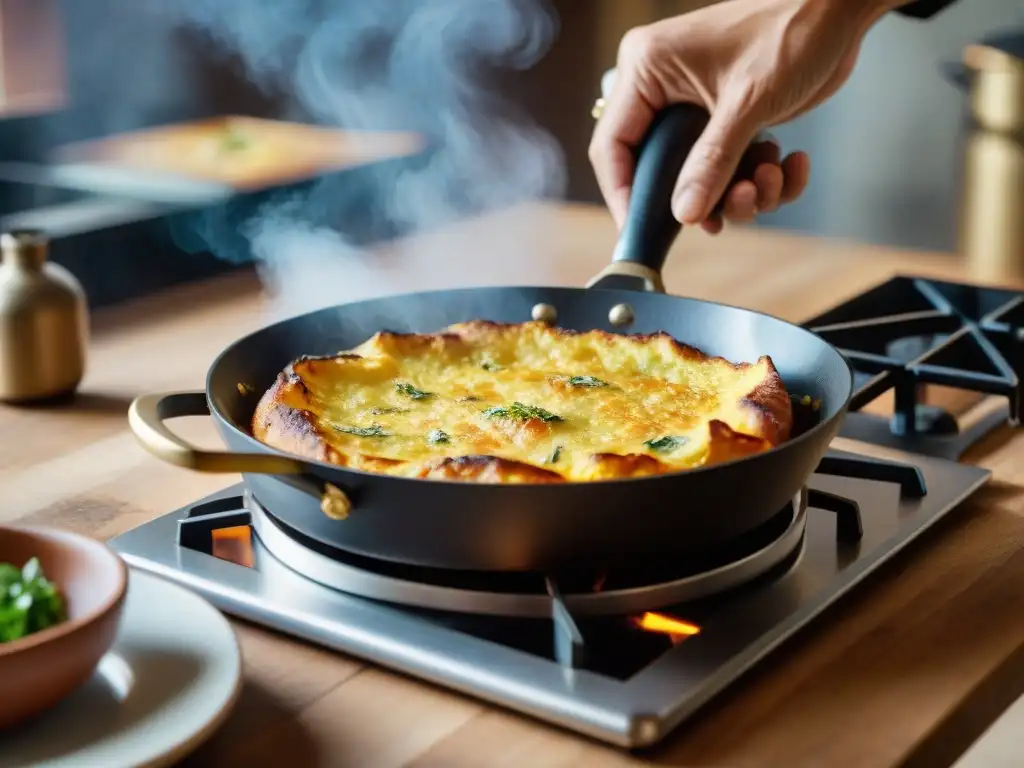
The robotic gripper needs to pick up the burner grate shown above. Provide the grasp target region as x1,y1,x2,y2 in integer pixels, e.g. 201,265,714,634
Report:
804,276,1023,458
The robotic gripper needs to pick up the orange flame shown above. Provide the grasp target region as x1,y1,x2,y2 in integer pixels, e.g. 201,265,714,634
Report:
211,525,255,568
631,612,701,644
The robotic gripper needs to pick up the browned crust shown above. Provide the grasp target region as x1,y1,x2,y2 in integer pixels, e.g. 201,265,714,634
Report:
583,453,669,479
705,419,774,464
252,377,347,466
250,321,794,483
740,355,792,446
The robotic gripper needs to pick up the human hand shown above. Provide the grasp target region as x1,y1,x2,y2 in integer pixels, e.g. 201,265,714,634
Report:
589,0,898,234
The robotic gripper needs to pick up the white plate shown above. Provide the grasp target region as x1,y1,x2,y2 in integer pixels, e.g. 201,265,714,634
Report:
0,569,242,768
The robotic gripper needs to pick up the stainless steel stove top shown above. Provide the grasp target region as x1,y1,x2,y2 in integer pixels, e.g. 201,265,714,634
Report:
110,447,990,748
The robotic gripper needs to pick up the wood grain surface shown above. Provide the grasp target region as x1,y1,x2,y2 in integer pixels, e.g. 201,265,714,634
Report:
3,202,1024,768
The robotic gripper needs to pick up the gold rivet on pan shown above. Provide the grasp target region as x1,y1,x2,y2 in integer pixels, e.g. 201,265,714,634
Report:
608,303,634,328
531,303,558,324
320,483,352,520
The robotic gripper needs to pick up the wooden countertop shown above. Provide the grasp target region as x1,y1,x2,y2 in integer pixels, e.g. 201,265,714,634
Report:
4,202,1024,767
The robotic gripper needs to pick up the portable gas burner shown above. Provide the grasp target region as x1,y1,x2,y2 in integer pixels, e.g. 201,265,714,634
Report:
111,446,988,748
804,276,1023,459
111,275,1012,749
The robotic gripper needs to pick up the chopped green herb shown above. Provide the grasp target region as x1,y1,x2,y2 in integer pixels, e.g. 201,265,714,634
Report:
220,128,250,152
457,395,481,403
483,402,563,423
0,557,67,644
369,406,408,415
644,435,689,453
395,382,432,400
547,445,562,464
428,429,451,445
334,423,389,437
481,360,504,372
567,375,608,388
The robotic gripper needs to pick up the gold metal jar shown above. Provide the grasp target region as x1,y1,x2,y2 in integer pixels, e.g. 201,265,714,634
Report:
0,230,87,402
958,44,1024,283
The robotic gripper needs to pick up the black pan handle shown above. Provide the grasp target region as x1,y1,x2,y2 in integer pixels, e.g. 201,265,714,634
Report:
614,102,711,273
588,102,757,294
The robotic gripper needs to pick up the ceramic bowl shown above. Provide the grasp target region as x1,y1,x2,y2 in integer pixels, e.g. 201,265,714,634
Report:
0,525,128,730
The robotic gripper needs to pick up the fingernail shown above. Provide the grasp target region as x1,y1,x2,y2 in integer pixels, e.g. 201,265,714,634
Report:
673,187,703,224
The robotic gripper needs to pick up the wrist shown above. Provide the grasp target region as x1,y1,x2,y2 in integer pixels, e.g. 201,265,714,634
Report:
823,0,904,31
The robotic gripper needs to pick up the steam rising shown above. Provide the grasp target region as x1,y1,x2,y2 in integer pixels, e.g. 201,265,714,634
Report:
159,0,566,318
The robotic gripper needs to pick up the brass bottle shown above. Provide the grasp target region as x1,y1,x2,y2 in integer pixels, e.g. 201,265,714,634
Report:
0,230,87,403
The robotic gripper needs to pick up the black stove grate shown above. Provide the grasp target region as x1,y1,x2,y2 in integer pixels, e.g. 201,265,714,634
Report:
804,276,1023,458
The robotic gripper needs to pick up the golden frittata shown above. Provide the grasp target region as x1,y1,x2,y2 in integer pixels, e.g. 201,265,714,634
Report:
251,321,793,483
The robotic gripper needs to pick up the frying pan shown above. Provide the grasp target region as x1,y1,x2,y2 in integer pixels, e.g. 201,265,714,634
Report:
128,104,854,572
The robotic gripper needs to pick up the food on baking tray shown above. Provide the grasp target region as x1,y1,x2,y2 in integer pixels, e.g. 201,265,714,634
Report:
50,116,423,191
251,321,793,483
0,557,67,643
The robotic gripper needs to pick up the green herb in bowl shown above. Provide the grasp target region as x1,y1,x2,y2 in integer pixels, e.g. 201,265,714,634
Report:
0,557,67,644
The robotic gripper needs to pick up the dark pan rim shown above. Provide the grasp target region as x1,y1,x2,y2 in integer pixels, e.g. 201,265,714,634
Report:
206,285,855,488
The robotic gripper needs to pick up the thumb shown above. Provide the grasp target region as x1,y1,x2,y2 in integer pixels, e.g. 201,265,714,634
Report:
671,96,761,225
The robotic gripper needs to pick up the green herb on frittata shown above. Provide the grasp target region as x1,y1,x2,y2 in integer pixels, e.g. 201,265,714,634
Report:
0,557,67,644
481,360,504,372
644,435,689,453
567,375,608,388
547,445,563,464
334,423,389,437
370,406,408,415
219,127,250,153
428,429,451,445
483,402,563,423
395,382,433,400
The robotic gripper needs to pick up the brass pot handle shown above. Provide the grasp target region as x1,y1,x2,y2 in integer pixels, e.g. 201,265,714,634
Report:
128,391,303,475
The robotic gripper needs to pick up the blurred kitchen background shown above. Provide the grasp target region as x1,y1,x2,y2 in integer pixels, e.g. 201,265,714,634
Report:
0,0,1021,308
